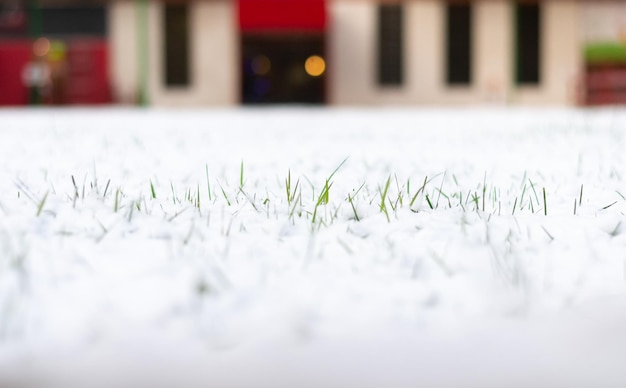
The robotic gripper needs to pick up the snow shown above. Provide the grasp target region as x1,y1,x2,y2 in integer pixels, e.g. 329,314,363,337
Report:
1,107,626,387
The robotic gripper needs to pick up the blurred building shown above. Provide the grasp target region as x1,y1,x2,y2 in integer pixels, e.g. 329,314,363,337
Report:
1,0,625,106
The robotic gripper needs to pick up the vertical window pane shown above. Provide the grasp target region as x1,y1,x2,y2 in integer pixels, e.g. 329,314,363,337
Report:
378,4,403,86
446,2,471,85
164,4,189,87
516,2,541,85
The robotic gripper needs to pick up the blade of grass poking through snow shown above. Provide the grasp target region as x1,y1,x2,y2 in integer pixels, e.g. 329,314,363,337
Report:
312,179,332,224
196,184,201,210
326,156,349,184
393,174,404,208
436,188,451,208
426,194,434,210
347,193,359,221
529,179,540,208
170,182,177,204
150,180,156,199
285,169,300,206
103,179,110,199
81,174,86,199
579,184,584,206
14,178,38,204
127,200,135,222
217,180,231,206
602,201,617,210
436,172,447,209
512,197,518,215
519,183,527,210
239,160,245,189
36,191,49,217
311,157,349,225
70,176,78,208
379,175,391,222
114,188,120,212
543,187,547,215
347,181,366,221
205,164,212,201
541,226,554,241
410,176,428,208
285,169,291,204
482,173,486,211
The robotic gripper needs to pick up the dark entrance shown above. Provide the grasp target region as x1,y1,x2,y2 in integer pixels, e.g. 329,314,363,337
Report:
238,0,327,105
241,34,325,104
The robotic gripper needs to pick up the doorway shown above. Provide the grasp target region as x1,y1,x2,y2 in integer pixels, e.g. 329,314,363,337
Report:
241,34,326,104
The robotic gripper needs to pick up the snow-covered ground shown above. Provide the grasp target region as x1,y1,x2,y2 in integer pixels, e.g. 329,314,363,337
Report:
1,107,626,387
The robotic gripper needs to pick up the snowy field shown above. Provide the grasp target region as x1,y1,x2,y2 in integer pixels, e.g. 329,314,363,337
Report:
1,107,626,387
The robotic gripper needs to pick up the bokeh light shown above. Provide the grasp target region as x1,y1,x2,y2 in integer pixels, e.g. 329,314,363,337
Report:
33,37,50,57
304,55,325,77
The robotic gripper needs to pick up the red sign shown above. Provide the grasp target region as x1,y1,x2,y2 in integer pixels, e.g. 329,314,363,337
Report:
238,0,326,32
66,39,111,104
0,41,31,105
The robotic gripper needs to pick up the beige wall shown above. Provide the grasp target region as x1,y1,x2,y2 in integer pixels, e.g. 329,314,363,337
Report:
513,0,581,105
329,0,582,106
582,0,626,43
111,0,582,107
109,1,139,104
109,0,238,106
475,1,510,104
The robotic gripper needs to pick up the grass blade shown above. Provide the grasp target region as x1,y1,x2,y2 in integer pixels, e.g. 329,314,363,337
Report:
150,180,157,199
36,191,49,217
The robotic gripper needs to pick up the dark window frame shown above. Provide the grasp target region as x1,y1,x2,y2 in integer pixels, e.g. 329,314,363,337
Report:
445,1,472,86
163,3,190,88
515,1,541,86
377,4,404,87
40,5,107,37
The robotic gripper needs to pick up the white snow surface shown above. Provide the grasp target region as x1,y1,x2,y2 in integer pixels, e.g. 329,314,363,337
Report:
1,107,626,387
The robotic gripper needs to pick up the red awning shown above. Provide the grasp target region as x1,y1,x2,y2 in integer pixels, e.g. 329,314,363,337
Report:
238,0,326,32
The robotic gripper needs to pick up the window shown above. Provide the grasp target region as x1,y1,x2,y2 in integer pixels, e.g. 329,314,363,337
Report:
446,2,472,85
0,2,27,37
41,6,107,37
377,4,403,86
164,4,190,87
515,2,541,85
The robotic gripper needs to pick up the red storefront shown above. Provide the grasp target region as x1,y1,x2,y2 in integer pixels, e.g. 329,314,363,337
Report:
238,0,327,104
0,3,111,106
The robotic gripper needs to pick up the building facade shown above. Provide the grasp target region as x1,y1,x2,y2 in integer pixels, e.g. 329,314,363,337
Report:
1,0,626,106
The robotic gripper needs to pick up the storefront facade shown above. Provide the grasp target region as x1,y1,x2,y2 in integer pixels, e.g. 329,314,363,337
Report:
0,1,111,105
2,1,625,107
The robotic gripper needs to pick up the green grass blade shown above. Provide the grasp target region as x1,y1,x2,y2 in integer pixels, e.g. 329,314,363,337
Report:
36,191,49,217
150,180,157,199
